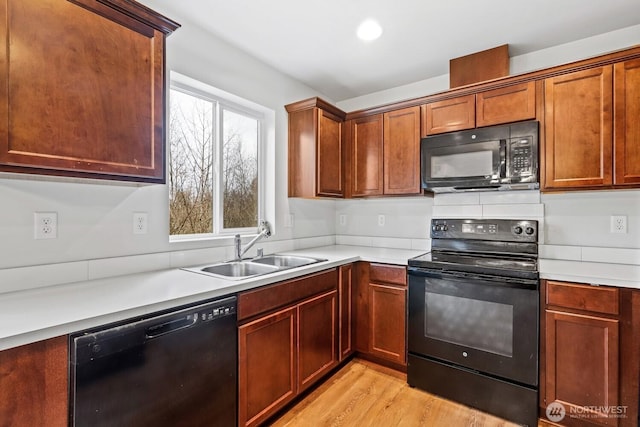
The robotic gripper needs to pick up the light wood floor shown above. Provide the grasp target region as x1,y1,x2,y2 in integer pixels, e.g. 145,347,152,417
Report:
272,359,549,427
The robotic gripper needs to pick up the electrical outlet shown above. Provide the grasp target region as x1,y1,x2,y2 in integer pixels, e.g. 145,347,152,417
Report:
339,214,346,226
133,212,148,235
610,215,627,234
378,214,385,227
34,212,57,239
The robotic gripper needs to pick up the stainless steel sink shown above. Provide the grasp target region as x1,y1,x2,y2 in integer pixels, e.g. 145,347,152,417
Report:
184,254,327,280
197,261,279,279
251,254,324,268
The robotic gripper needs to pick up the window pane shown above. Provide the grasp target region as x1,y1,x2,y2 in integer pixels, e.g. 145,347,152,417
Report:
168,89,214,235
222,109,258,229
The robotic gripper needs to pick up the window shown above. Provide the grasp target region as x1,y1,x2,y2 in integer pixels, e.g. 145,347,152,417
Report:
168,75,265,238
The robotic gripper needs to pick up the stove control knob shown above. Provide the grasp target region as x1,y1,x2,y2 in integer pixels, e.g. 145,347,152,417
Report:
513,226,523,235
525,226,535,235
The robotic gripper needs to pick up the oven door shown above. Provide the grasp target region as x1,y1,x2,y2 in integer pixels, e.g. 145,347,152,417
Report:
408,267,538,386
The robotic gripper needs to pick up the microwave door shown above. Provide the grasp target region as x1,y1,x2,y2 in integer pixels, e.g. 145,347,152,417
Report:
423,139,502,189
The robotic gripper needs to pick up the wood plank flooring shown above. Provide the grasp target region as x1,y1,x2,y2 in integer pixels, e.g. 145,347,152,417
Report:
272,359,545,427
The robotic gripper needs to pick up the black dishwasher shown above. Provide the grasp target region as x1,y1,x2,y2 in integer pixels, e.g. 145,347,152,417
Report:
70,296,237,427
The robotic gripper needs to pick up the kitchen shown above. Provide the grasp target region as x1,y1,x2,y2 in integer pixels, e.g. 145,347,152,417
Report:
1,0,640,426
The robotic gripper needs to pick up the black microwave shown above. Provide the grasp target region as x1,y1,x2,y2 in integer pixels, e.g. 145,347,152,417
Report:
421,120,539,193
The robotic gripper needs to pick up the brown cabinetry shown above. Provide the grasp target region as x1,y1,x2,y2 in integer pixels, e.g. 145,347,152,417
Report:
541,280,640,427
476,81,536,127
239,307,296,427
421,81,536,136
543,60,640,190
0,336,68,426
542,66,614,190
355,262,407,368
286,98,346,198
347,115,384,197
238,269,339,427
614,58,640,185
383,106,421,195
0,0,178,182
346,106,420,197
421,94,475,136
297,291,338,392
339,263,354,360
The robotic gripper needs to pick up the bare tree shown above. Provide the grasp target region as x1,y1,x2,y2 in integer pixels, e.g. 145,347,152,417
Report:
223,127,257,228
169,91,213,235
169,90,258,234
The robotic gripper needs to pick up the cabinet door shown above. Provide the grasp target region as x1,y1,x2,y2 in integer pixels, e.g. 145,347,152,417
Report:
350,115,384,197
421,94,475,136
476,81,536,127
0,0,174,182
297,291,338,392
239,307,296,427
368,283,407,365
383,106,421,195
339,264,354,361
614,59,640,185
545,310,619,427
317,109,344,197
543,66,613,189
0,337,68,427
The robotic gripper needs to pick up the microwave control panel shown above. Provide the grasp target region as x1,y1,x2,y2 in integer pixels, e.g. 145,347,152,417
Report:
509,136,534,177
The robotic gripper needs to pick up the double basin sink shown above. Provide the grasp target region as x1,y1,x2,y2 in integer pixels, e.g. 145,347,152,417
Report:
184,254,327,280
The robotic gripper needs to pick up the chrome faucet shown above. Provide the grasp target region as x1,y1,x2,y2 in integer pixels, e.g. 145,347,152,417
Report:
234,220,271,261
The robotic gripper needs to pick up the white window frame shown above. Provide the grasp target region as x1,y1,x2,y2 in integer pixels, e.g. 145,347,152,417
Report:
168,72,270,241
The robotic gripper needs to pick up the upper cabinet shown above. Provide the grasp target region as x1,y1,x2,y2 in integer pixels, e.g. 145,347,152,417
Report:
542,59,640,191
286,98,346,198
345,106,420,197
347,114,384,197
0,0,179,183
614,58,640,186
421,94,475,136
383,106,421,195
476,82,536,127
421,82,536,136
543,66,613,190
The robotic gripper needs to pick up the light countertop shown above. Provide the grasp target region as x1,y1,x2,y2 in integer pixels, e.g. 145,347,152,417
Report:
2,243,638,352
0,245,425,351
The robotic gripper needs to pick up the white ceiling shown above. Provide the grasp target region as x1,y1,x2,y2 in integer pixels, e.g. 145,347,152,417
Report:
140,0,640,102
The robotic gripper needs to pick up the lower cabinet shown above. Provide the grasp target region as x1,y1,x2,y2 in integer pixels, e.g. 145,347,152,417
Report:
298,292,338,392
238,269,339,427
339,263,354,361
355,262,407,368
541,280,640,427
0,336,68,426
239,307,297,427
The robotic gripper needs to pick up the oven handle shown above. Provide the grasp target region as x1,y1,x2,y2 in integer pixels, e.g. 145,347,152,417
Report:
408,266,539,290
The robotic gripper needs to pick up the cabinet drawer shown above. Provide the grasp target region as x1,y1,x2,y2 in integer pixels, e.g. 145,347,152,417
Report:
369,264,406,286
546,280,619,315
238,269,338,321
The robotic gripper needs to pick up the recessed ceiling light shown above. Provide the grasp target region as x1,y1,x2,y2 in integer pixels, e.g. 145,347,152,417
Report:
357,19,383,41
